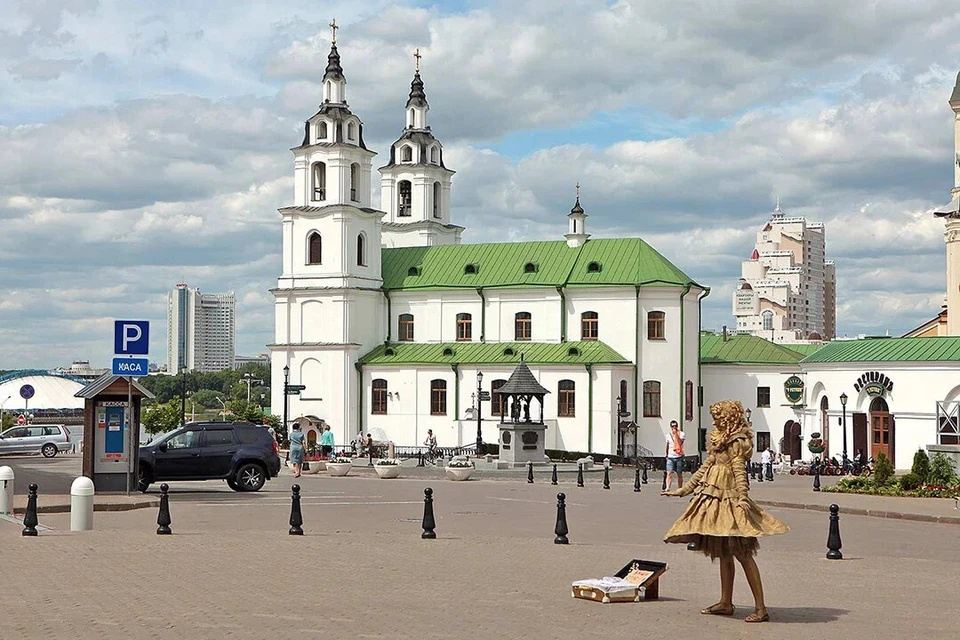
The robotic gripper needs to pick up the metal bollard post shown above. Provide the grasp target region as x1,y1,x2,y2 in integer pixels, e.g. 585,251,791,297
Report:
289,484,304,535
70,476,95,532
527,460,534,484
0,466,14,516
813,461,821,492
661,470,667,492
22,483,39,537
421,487,437,539
576,463,584,488
757,464,764,483
634,467,641,492
554,493,569,544
551,463,558,486
641,464,648,484
826,504,843,560
602,465,610,489
157,483,172,535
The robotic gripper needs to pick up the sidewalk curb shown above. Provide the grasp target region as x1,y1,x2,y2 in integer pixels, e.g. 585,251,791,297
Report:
755,499,960,526
12,500,159,515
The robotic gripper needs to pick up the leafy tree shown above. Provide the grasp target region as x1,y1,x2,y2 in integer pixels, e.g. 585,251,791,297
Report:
872,452,894,486
143,400,184,434
227,399,265,423
1,413,16,431
927,453,958,486
190,389,223,410
911,449,930,483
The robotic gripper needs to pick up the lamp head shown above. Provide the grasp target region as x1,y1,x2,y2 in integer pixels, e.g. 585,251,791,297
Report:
477,371,483,384
283,365,290,375
840,392,848,407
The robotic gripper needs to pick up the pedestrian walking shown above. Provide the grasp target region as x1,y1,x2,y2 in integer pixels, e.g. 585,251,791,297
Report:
664,420,686,491
288,424,306,478
321,424,335,458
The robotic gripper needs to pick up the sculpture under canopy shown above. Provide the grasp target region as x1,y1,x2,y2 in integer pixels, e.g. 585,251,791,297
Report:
496,355,549,425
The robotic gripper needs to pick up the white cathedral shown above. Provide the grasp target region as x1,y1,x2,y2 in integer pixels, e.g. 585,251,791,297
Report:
269,29,708,458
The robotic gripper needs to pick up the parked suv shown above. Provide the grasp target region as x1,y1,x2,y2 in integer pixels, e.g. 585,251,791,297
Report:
0,424,71,458
138,421,282,492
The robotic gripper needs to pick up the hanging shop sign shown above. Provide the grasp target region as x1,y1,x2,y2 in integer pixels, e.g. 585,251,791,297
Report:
783,375,805,404
854,372,893,398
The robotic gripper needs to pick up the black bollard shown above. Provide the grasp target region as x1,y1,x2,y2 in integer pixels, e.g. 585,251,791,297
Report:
577,463,584,488
757,464,764,483
418,450,424,467
289,484,304,535
551,463,558,486
661,470,667,491
527,460,534,484
157,483,172,535
21,483,39,537
421,487,437,539
766,464,774,482
826,504,843,560
813,461,821,492
634,467,642,492
603,465,610,490
750,463,756,480
554,492,569,544
641,464,648,484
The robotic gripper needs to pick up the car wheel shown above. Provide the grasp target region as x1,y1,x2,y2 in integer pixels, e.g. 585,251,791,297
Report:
235,463,266,492
137,465,152,493
41,443,58,458
227,478,242,491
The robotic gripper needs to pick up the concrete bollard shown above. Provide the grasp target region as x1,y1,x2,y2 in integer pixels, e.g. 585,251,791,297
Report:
0,466,13,516
70,476,95,531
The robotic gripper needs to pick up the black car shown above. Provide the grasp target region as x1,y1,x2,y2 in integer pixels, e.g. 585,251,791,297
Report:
138,421,282,492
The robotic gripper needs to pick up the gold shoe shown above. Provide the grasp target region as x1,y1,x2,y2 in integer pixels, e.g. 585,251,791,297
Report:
701,604,735,616
745,609,769,623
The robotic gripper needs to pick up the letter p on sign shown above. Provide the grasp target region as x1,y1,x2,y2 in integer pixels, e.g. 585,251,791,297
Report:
114,320,150,355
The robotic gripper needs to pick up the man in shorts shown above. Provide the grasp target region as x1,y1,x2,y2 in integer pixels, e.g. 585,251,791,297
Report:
665,420,686,490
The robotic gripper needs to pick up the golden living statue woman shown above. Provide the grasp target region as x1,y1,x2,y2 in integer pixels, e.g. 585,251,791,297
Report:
661,399,788,623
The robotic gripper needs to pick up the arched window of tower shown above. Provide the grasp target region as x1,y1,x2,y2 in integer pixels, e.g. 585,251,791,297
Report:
432,182,441,218
317,121,328,142
408,108,415,128
398,181,412,216
347,122,356,141
401,146,413,162
307,232,322,265
312,163,326,201
430,146,439,164
350,163,359,202
357,233,366,267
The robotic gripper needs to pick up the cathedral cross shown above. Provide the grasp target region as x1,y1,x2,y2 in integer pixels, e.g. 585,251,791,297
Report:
330,18,338,44
414,48,422,72
575,182,580,199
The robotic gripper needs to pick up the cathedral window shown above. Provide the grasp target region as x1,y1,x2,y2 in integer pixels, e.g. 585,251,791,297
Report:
433,182,441,218
408,108,415,128
514,312,532,341
456,313,472,341
317,121,328,141
762,310,774,331
620,380,629,415
401,146,413,162
312,162,326,201
398,313,415,341
647,311,665,340
558,380,576,417
307,232,322,265
398,180,412,216
430,379,447,415
357,233,366,267
430,146,439,164
580,311,598,340
347,122,356,141
491,379,507,416
372,379,388,415
350,163,359,202
643,381,661,417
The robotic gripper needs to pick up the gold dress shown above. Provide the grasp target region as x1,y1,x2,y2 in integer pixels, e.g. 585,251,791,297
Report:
664,426,789,559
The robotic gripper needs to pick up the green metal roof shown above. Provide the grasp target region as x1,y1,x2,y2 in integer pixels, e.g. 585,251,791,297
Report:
381,238,701,291
359,341,630,366
801,337,960,363
784,344,826,356
700,333,808,365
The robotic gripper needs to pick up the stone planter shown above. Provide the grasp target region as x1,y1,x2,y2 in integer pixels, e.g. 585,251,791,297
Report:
301,460,324,475
327,462,352,477
445,466,474,481
374,464,402,479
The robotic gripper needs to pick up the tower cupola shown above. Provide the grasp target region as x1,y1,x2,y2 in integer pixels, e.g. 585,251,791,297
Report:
564,183,590,248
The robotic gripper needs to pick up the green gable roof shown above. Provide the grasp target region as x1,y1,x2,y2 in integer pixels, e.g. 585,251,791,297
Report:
359,341,630,366
700,333,808,365
801,337,960,363
381,238,700,291
784,343,826,356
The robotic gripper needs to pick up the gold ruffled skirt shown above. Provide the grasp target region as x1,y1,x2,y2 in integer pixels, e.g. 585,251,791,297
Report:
664,491,789,560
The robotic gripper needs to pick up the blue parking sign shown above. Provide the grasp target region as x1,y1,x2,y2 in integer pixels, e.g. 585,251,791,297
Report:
114,320,150,355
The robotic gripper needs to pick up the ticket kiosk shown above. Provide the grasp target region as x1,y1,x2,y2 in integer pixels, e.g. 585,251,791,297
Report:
75,374,154,492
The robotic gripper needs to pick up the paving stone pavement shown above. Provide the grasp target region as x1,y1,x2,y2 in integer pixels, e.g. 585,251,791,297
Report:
2,474,957,640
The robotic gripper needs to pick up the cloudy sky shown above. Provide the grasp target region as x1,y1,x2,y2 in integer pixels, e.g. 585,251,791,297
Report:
2,0,960,369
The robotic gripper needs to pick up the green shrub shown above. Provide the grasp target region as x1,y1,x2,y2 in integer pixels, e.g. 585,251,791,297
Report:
927,453,958,487
898,472,922,491
836,476,871,491
911,449,930,483
873,452,894,486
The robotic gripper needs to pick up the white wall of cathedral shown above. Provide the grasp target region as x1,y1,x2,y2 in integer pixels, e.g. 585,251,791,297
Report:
379,167,451,224
359,364,641,453
274,289,383,350
293,146,374,209
280,208,383,285
381,224,462,248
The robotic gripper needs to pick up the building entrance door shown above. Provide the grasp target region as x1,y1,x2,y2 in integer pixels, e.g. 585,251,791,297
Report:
869,397,894,462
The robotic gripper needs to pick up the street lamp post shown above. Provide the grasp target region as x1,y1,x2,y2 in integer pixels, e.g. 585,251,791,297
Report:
476,371,484,457
283,365,290,439
0,395,11,428
216,397,226,422
179,367,187,425
840,392,848,462
615,396,631,459
243,373,263,402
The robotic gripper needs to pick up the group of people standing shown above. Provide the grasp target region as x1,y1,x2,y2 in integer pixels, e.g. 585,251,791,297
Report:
286,423,336,478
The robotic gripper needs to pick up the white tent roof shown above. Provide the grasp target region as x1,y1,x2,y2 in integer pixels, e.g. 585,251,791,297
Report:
0,374,85,411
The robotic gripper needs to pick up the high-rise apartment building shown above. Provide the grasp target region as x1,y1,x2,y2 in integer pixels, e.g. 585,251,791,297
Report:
167,283,236,373
732,202,836,343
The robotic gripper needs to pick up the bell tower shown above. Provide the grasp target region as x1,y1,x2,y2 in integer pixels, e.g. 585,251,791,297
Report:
379,49,462,248
934,71,960,336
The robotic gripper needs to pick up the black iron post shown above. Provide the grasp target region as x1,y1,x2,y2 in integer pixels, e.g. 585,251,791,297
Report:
813,458,821,492
282,365,290,445
661,470,667,491
21,483,39,536
421,487,437,539
551,463,558,485
826,504,843,560
554,492,569,544
840,392,849,463
289,484,304,535
750,463,756,480
527,460,534,484
634,466,641,492
576,463,584,487
757,463,764,483
475,371,484,457
157,483,172,535
602,465,610,489
641,464,648,484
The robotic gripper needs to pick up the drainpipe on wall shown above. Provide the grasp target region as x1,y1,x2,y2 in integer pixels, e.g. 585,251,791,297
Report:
586,363,594,452
382,290,392,342
557,286,567,342
477,288,486,342
452,363,460,420
679,284,692,444
696,287,710,464
634,285,641,456
355,362,363,439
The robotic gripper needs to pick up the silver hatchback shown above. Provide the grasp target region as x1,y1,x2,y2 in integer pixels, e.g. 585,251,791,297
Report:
0,424,71,458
